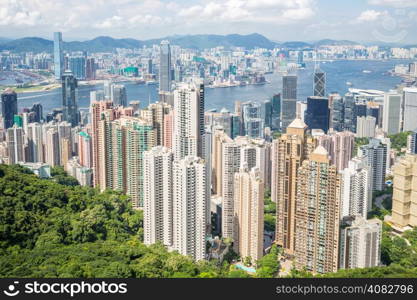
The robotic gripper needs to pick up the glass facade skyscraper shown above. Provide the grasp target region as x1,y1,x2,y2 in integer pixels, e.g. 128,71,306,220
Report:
53,32,64,80
62,71,79,127
1,88,18,130
305,96,330,132
159,40,172,93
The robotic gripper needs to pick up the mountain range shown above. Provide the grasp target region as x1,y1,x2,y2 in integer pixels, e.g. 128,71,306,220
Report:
0,33,359,53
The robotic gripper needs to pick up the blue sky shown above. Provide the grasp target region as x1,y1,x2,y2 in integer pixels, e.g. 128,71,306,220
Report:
0,0,416,44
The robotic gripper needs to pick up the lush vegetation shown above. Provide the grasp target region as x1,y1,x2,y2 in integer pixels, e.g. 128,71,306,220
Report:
389,132,411,152
264,189,276,233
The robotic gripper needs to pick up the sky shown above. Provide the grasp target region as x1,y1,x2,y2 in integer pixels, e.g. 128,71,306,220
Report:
0,0,417,44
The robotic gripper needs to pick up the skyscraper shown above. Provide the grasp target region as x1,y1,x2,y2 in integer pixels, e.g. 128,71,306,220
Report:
233,166,264,263
172,156,208,261
69,56,86,80
383,92,402,135
317,130,355,171
401,88,417,132
339,217,382,270
111,84,128,107
272,118,316,253
294,146,341,274
356,116,376,138
391,154,417,228
304,96,330,132
1,88,18,130
340,157,371,219
281,75,297,131
6,125,24,164
53,32,64,80
330,94,344,131
62,71,79,127
45,127,60,167
271,93,281,131
359,138,388,192
159,40,172,93
313,68,326,97
173,82,205,160
143,146,173,247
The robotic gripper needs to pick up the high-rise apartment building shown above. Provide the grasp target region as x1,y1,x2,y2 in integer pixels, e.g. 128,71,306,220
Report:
1,88,18,130
402,88,417,132
294,146,341,274
173,83,205,160
317,130,354,171
6,125,25,164
27,123,44,163
45,127,60,167
359,138,388,192
391,154,417,228
340,157,371,219
172,156,208,261
272,119,316,253
356,116,376,138
233,167,264,262
281,75,297,131
62,71,79,127
143,146,173,247
53,32,64,80
339,217,382,270
159,40,172,93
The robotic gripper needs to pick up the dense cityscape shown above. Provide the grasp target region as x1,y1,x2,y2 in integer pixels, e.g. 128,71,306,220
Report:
1,1,417,280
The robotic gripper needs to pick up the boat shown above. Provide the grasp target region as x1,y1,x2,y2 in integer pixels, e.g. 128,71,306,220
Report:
146,80,157,85
363,70,372,74
346,82,353,86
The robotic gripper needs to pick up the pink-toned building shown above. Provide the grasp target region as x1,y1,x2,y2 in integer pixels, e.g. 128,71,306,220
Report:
317,130,355,171
78,131,92,168
163,110,173,149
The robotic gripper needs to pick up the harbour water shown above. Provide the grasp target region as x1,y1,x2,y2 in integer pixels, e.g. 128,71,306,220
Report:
16,59,413,113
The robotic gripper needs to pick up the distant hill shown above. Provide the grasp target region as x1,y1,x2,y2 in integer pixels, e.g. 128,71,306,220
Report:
0,34,363,53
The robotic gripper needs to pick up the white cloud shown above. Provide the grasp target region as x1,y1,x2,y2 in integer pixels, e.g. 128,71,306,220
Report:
355,10,385,23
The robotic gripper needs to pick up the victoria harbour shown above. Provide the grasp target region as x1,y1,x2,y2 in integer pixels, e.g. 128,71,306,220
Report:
16,59,411,113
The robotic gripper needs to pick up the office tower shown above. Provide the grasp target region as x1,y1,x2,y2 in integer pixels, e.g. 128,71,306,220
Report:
103,80,112,100
69,56,86,80
172,156,208,261
147,59,153,74
294,146,341,274
272,119,316,252
262,99,272,129
143,146,173,246
147,102,172,146
45,127,60,166
233,167,264,262
317,131,354,171
221,141,242,238
111,84,127,107
339,217,382,270
367,102,381,127
271,93,281,131
359,138,388,192
402,88,417,132
313,68,326,97
86,58,96,80
343,94,356,132
6,126,24,164
340,157,371,219
205,109,234,138
408,131,417,154
356,116,376,138
391,154,417,228
330,94,344,131
173,83,204,160
30,103,43,123
77,131,92,168
281,75,297,131
90,90,105,102
53,32,64,80
62,71,79,127
159,40,172,93
1,88,18,130
383,92,402,135
241,102,263,139
27,123,44,163
305,96,330,132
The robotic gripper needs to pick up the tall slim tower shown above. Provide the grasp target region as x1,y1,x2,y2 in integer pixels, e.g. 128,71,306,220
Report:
1,88,18,130
281,75,297,131
62,71,79,127
294,146,341,274
173,83,205,160
159,40,172,93
313,66,326,97
233,166,264,262
143,146,173,247
53,32,64,80
272,118,316,253
172,156,208,261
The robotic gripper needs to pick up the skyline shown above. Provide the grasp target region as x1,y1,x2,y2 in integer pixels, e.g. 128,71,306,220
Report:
1,0,417,44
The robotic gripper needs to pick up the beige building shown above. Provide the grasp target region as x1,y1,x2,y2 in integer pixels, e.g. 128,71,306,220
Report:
391,154,417,228
294,146,341,274
272,118,316,254
233,167,264,263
